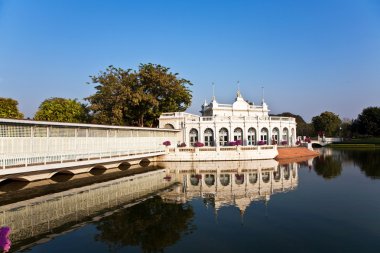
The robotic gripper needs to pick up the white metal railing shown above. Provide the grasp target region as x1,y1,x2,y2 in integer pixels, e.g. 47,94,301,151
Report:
0,148,166,169
0,119,179,169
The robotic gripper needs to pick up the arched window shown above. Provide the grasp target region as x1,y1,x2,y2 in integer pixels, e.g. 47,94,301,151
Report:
220,174,230,186
260,128,268,144
247,128,256,145
234,128,243,144
282,128,289,145
272,127,279,144
219,128,229,146
189,129,198,146
204,128,214,146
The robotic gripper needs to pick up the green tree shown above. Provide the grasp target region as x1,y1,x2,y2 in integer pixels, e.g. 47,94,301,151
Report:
34,97,88,123
353,107,380,136
274,112,314,137
312,111,342,137
86,64,192,127
0,97,24,119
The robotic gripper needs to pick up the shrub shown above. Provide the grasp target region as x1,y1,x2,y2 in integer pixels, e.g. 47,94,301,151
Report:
179,142,186,147
194,142,204,147
163,141,171,146
281,141,288,145
229,140,242,146
258,140,266,145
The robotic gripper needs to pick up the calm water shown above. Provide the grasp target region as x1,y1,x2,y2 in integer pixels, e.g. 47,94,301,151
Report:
2,148,380,253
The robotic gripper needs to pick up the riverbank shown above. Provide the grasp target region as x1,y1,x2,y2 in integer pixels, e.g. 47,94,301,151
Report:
276,147,319,161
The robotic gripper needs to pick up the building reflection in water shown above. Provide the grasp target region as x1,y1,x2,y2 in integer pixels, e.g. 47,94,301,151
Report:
0,160,300,251
0,169,174,251
159,160,299,215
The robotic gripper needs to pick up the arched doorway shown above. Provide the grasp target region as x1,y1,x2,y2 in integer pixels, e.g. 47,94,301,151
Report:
189,129,198,146
204,128,214,146
234,128,243,144
260,128,268,144
219,128,229,146
205,174,215,186
247,127,256,145
220,174,230,186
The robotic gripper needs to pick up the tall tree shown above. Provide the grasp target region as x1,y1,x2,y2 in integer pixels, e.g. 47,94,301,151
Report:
312,111,342,137
86,64,192,127
34,97,88,123
353,107,380,136
0,97,24,119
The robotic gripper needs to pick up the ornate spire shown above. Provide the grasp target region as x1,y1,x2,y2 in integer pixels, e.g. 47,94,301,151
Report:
212,82,216,101
236,81,242,98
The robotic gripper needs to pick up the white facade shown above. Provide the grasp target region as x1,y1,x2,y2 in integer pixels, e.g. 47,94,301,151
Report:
159,91,297,147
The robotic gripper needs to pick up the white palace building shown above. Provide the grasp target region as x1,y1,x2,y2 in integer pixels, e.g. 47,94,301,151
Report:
159,90,297,148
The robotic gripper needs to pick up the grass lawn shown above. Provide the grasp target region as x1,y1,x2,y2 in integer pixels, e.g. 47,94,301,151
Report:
328,137,380,148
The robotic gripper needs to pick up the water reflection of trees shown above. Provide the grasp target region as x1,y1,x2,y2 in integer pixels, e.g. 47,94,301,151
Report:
313,155,342,179
342,149,380,179
94,196,195,252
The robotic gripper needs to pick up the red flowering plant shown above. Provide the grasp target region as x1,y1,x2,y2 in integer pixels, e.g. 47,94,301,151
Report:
281,141,288,145
179,142,186,147
257,140,266,145
194,142,204,147
163,141,171,147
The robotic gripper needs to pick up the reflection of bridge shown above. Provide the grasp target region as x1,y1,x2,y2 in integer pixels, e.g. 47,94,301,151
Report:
0,169,174,250
160,160,298,214
0,118,178,181
311,136,342,146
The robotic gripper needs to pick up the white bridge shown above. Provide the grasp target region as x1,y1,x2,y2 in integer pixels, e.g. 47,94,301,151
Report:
0,118,179,181
310,136,343,146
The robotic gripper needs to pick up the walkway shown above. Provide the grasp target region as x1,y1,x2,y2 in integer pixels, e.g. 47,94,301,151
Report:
0,118,179,177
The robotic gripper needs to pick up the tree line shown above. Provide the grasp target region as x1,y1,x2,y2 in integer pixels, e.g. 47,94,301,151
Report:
274,108,380,138
0,63,192,127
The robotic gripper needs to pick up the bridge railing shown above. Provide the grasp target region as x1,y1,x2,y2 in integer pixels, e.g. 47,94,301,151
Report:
0,119,179,169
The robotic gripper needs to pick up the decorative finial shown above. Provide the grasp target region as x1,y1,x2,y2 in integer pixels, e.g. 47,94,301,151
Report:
236,81,241,97
212,82,215,101
261,86,265,103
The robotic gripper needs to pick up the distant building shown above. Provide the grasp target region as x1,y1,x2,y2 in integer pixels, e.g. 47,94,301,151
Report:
159,91,297,147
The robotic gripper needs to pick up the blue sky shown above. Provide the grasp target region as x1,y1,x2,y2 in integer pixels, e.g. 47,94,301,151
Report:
0,0,379,121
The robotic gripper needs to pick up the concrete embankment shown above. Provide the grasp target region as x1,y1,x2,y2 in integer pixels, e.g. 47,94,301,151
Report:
276,147,319,162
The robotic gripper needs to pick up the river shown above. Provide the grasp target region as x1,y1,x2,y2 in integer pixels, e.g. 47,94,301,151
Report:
1,148,380,253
